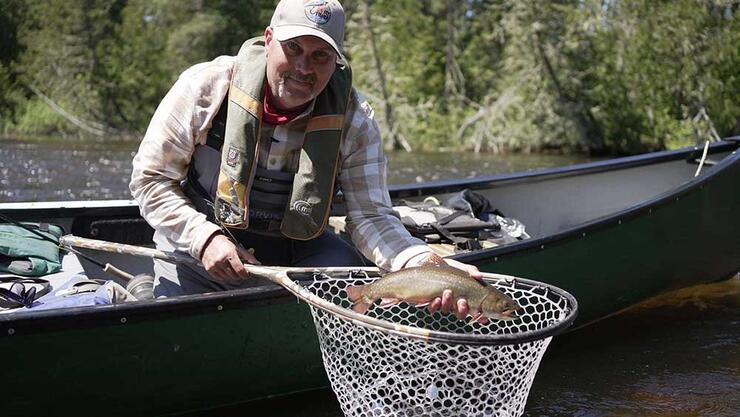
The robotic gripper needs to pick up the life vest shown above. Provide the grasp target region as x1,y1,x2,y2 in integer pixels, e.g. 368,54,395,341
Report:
201,36,352,240
0,222,63,276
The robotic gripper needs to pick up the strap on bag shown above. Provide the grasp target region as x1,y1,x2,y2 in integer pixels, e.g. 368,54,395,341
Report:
0,277,51,309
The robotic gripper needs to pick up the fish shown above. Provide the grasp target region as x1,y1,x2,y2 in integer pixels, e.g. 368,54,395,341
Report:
345,265,522,322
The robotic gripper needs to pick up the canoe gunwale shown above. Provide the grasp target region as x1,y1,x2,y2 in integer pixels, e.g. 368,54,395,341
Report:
0,281,294,336
389,140,738,199
0,267,379,336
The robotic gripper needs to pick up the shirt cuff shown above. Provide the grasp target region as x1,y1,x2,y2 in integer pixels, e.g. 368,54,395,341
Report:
390,245,433,271
189,222,223,260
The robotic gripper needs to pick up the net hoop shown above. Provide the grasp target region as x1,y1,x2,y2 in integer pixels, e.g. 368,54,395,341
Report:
301,268,578,417
287,267,578,346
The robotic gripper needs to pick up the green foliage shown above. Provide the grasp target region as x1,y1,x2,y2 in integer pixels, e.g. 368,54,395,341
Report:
3,97,72,135
0,0,25,125
0,0,738,154
573,0,740,152
0,64,19,133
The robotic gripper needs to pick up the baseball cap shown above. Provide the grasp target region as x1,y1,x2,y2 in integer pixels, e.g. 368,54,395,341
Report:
270,0,346,62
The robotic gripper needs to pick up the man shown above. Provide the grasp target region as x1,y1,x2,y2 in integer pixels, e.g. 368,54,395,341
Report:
130,0,480,318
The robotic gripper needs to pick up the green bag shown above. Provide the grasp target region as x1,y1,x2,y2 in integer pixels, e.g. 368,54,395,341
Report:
0,223,63,276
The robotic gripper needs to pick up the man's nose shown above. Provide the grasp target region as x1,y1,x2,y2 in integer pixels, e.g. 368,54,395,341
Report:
293,54,312,74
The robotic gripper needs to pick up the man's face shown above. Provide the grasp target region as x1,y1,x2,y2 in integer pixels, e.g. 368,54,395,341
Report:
265,27,337,111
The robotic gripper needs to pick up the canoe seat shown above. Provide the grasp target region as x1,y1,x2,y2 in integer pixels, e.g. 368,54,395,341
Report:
71,217,154,245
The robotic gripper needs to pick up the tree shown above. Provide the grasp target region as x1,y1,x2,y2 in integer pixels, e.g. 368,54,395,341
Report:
0,1,26,130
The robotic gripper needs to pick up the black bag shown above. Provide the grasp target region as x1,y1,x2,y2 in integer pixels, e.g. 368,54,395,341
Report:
394,190,528,251
0,277,51,309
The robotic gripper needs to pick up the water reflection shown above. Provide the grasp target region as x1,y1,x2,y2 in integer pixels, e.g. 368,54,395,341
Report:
386,151,593,185
523,276,740,417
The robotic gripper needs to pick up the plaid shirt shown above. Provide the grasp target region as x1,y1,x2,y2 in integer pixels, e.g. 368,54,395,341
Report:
130,55,431,271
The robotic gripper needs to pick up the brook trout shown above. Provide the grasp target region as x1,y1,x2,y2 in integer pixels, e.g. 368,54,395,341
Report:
345,265,522,321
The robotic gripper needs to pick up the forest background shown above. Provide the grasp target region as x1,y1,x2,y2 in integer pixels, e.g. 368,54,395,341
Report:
0,0,738,155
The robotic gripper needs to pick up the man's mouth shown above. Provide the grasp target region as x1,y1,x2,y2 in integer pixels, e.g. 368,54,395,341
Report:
284,74,314,89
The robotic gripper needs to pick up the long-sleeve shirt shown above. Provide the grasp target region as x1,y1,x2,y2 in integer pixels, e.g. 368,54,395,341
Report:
130,55,431,271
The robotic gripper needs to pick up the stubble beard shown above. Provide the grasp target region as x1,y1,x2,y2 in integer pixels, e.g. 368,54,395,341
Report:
276,76,286,97
274,73,315,109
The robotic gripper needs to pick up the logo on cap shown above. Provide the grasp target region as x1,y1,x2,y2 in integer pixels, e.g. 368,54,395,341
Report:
305,0,332,25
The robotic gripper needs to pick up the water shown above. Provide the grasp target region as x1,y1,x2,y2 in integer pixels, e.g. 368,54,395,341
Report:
524,277,740,417
0,136,591,202
2,136,738,416
0,136,137,202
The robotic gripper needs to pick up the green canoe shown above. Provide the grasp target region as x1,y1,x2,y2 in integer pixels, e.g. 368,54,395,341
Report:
0,139,737,416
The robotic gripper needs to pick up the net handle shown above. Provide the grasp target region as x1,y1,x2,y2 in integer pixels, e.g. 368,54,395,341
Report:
60,234,382,279
60,235,438,338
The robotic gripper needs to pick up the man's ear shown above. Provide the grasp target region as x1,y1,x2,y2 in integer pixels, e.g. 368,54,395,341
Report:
265,27,273,46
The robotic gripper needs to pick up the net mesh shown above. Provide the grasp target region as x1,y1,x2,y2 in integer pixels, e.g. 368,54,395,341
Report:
303,270,575,417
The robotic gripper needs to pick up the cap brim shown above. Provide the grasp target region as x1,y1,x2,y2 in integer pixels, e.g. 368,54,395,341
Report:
273,25,346,63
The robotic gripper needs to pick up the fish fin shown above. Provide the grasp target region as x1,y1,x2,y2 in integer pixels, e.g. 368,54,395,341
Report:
378,298,401,308
345,285,363,302
347,285,373,314
467,312,483,326
352,299,371,314
425,253,446,266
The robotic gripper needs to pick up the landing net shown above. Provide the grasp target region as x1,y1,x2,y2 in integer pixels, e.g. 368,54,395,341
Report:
302,269,577,417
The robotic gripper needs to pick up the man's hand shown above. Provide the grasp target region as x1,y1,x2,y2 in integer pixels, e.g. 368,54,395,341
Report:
408,252,485,322
201,233,260,283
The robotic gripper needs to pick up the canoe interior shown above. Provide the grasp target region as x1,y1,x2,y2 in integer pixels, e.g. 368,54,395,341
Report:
393,149,735,238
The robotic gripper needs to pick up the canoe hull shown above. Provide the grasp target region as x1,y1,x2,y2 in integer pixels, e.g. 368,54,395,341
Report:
1,293,325,417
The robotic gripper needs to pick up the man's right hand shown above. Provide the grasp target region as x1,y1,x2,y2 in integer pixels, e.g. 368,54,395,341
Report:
201,233,260,283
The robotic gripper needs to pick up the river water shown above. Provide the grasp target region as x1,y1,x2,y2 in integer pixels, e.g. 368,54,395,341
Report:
0,136,589,202
1,136,738,416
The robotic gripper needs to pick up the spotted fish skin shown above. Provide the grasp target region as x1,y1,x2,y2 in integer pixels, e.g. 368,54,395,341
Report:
345,265,521,321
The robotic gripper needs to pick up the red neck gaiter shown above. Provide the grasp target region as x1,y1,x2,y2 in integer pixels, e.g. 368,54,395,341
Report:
262,86,309,125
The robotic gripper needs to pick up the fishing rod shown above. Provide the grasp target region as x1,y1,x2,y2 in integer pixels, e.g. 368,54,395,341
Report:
0,211,139,282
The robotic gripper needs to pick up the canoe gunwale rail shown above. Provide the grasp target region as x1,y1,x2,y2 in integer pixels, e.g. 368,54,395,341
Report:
390,140,738,199
0,279,295,337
